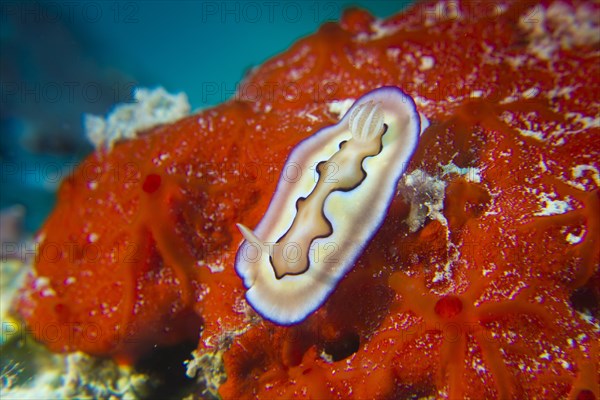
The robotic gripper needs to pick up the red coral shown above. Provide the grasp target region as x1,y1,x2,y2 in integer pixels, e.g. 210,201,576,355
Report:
16,0,599,398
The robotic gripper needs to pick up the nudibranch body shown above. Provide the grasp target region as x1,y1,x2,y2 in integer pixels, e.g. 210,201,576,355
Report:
235,86,422,325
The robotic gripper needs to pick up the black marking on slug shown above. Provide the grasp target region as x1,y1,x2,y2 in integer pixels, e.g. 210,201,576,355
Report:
270,124,388,279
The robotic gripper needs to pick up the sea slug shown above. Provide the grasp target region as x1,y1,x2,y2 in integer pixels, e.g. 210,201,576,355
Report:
235,87,421,324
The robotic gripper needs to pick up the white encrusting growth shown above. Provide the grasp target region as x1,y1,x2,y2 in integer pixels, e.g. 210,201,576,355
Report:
572,164,600,188
234,87,422,325
519,2,600,61
534,192,573,216
418,56,435,71
85,87,190,150
400,169,448,233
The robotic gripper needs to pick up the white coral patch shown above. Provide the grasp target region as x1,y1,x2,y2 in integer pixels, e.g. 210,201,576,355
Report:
399,169,447,232
85,87,190,150
534,192,572,216
418,56,435,71
572,164,600,188
519,2,600,61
